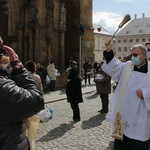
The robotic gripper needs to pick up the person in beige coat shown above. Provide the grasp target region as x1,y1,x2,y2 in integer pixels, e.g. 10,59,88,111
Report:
47,60,56,91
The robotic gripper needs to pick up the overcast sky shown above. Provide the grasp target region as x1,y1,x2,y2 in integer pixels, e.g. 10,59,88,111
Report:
93,0,150,34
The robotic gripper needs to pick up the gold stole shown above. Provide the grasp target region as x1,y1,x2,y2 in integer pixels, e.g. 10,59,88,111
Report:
112,62,133,140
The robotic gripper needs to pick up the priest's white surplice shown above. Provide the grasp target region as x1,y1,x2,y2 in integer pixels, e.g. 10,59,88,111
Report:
102,57,150,141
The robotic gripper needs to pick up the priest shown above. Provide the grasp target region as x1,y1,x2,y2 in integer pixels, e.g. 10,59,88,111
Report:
102,39,150,150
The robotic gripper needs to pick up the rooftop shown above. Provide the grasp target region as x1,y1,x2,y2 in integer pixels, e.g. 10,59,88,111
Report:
93,24,112,36
116,13,150,36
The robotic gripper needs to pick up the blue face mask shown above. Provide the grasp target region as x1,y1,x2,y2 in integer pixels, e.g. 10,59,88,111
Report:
131,56,141,66
147,51,150,59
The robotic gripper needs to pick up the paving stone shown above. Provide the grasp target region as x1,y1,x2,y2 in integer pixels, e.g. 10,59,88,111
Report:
35,91,115,150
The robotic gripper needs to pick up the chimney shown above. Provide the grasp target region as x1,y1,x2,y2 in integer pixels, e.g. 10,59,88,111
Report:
142,13,145,18
134,14,137,19
97,28,101,32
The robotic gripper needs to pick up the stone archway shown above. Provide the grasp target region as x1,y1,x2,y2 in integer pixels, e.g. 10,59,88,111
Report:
0,0,21,51
0,0,8,45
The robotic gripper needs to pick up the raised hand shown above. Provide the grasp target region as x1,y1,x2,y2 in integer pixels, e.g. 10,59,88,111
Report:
105,38,112,52
2,45,18,62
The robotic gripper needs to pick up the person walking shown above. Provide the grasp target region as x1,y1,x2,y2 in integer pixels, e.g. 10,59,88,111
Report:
102,39,150,150
93,59,99,74
93,59,99,83
95,61,111,114
66,60,79,80
25,60,43,94
47,60,56,91
65,56,73,70
66,68,83,122
0,38,44,149
36,63,47,90
83,58,92,86
25,60,44,149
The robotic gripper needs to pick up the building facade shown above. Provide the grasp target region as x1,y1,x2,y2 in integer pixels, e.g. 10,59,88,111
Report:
115,13,150,61
93,24,112,61
0,0,94,88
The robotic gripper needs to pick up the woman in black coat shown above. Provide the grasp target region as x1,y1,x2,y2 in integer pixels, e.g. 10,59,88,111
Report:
0,44,44,150
66,68,83,122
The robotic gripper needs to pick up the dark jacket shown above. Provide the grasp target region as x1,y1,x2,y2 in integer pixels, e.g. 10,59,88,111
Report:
83,62,92,73
0,66,44,149
66,69,83,103
96,71,111,94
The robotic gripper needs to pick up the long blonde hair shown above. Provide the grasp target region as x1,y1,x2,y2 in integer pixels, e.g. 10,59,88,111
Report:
0,55,10,64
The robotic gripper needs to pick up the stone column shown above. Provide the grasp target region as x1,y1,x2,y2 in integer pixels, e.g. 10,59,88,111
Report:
17,3,25,63
27,0,39,61
45,0,54,63
58,1,66,71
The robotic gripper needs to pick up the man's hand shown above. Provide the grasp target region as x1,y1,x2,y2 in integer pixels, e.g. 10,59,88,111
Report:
136,89,144,100
2,45,18,62
2,45,21,74
105,38,112,52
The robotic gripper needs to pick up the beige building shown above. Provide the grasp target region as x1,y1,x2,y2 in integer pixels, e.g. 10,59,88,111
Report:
115,13,150,61
93,24,112,61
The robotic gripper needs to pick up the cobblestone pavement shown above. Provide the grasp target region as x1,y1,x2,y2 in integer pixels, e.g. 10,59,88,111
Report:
35,91,114,150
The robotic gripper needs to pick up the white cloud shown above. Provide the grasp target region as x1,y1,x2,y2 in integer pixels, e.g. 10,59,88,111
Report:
93,11,124,34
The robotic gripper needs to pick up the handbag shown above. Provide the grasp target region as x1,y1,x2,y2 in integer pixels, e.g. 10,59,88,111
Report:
45,75,50,84
37,105,53,123
55,69,60,77
95,74,104,80
86,71,91,75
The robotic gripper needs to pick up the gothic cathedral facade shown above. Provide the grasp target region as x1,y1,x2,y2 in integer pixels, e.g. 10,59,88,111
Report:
0,0,94,88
